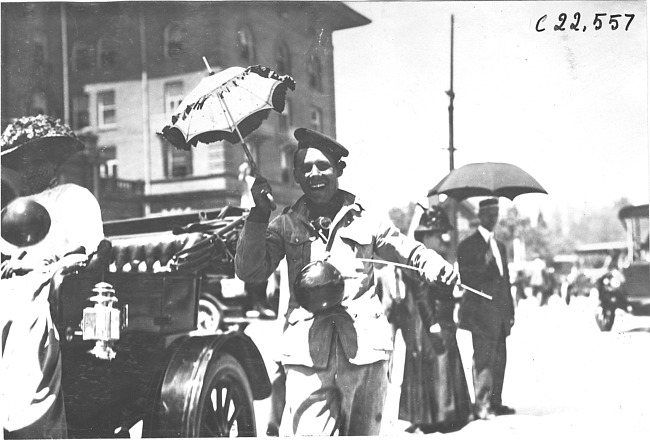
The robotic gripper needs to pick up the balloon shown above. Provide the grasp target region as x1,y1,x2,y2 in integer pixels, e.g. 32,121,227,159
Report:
294,260,345,313
1,198,51,247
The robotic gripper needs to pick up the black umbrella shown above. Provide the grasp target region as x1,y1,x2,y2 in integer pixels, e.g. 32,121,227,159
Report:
428,162,547,200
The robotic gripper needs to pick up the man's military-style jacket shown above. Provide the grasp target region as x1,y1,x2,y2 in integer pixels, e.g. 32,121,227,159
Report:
235,190,448,368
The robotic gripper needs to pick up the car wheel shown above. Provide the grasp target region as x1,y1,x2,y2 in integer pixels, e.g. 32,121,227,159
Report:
595,305,615,331
198,294,223,333
196,354,257,437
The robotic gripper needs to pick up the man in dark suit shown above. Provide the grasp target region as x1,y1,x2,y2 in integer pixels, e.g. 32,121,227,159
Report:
457,198,515,420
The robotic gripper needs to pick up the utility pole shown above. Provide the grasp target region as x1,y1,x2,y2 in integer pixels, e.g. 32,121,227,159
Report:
60,3,70,125
446,15,456,172
140,6,152,216
446,15,459,255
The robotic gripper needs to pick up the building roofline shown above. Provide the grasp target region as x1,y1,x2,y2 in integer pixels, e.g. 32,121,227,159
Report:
327,2,372,31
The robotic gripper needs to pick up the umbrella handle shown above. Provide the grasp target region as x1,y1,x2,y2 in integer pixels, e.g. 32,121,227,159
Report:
243,143,277,211
218,93,277,211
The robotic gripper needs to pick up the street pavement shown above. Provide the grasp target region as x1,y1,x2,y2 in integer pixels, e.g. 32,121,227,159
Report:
246,293,650,439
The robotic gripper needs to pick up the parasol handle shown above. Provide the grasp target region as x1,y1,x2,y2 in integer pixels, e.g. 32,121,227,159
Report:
241,142,276,211
217,93,276,210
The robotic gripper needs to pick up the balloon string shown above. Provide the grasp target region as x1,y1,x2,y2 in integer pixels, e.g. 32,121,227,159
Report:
356,257,493,300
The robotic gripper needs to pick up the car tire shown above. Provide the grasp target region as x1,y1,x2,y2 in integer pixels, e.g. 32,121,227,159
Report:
195,353,257,437
198,294,223,333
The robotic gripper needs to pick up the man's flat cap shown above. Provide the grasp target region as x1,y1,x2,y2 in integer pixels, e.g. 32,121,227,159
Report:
294,128,349,162
479,198,499,210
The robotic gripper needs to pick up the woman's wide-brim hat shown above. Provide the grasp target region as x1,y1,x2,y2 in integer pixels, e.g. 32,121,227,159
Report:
414,205,453,235
1,114,84,168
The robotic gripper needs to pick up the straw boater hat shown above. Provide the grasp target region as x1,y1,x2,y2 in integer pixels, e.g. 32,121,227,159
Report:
1,114,84,170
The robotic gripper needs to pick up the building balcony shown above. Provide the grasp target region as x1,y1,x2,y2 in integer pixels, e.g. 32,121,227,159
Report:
149,173,234,196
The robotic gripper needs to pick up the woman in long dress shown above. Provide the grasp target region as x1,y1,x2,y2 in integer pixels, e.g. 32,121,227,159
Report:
397,205,473,434
1,115,104,438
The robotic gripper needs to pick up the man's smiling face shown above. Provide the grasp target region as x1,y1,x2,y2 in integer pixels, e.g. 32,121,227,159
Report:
293,148,343,206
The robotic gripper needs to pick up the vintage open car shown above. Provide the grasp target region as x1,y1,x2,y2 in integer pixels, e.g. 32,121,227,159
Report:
594,204,650,331
48,206,272,437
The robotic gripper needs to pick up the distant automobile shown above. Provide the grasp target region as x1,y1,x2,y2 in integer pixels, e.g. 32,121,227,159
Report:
564,241,627,305
595,204,650,331
551,254,578,304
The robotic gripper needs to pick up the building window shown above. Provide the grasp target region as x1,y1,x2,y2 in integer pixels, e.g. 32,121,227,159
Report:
279,98,292,133
99,159,118,178
308,55,323,91
170,148,192,178
164,23,184,59
164,81,184,117
236,27,255,63
280,145,295,183
310,106,323,132
162,139,192,178
98,146,118,178
97,38,118,69
29,91,48,115
72,94,90,130
208,142,225,173
275,42,291,75
97,90,116,128
73,42,96,71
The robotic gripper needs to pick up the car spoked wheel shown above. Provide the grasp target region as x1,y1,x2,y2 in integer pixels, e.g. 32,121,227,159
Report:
595,305,615,331
199,354,256,437
198,295,222,333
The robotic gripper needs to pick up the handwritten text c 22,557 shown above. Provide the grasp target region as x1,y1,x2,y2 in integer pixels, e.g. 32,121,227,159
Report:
536,13,635,33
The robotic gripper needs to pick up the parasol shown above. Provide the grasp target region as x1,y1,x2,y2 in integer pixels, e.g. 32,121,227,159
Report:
160,61,295,209
427,162,547,201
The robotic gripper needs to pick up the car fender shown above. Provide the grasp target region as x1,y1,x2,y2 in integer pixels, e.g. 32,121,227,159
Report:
153,331,269,437
159,332,271,405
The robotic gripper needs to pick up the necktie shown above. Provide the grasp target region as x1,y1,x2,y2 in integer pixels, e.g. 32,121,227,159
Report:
488,234,504,276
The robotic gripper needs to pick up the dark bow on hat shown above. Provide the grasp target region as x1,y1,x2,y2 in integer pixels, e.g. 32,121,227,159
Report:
415,204,453,234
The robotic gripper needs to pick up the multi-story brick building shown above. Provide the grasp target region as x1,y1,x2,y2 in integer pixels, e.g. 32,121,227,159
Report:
1,1,370,219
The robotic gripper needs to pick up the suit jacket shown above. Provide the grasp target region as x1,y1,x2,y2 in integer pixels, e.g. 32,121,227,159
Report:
457,230,514,337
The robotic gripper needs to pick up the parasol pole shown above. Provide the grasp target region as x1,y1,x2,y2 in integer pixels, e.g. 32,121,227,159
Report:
216,93,258,173
216,92,277,210
202,56,276,209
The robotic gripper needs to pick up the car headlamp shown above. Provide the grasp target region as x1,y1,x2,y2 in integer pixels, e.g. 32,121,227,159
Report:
609,276,622,289
603,270,624,291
